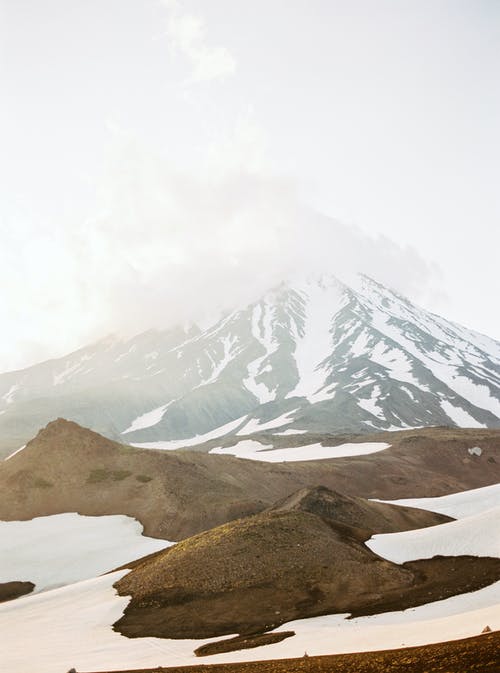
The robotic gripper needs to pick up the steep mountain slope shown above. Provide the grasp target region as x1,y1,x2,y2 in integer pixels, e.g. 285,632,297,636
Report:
1,420,499,540
0,274,498,457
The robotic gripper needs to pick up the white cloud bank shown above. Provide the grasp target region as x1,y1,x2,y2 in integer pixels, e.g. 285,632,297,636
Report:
0,131,439,372
83,133,439,335
0,2,447,373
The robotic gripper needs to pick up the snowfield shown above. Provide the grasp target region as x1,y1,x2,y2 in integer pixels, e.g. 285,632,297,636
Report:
210,440,390,461
236,409,299,435
376,482,500,519
131,415,248,450
0,571,498,672
0,513,171,593
0,571,213,673
367,506,500,563
1,483,500,672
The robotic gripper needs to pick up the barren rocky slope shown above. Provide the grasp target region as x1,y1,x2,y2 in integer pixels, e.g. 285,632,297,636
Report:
113,488,500,642
1,420,498,539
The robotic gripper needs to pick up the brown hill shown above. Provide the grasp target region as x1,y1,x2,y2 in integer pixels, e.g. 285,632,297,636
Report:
268,485,448,537
113,504,500,643
0,419,478,540
114,509,413,639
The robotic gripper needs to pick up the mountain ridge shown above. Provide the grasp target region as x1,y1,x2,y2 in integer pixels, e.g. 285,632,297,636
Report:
0,419,498,540
0,273,498,457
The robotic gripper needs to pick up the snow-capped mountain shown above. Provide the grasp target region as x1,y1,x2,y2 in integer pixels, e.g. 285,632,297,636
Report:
0,274,499,457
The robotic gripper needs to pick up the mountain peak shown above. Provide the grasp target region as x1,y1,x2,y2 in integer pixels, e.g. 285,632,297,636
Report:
0,274,498,457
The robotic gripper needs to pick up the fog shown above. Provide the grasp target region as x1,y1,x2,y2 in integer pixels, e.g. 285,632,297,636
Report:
1,0,498,371
0,131,440,372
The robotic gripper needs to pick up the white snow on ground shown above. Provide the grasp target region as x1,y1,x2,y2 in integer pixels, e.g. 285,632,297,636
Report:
375,482,500,519
1,570,499,672
357,384,385,419
122,402,172,434
0,513,170,593
196,335,239,387
369,342,422,387
286,278,345,402
367,506,500,563
274,429,308,436
446,374,500,419
4,445,26,461
0,571,217,673
243,302,278,404
267,583,500,659
350,330,370,357
439,400,485,428
367,302,500,421
210,441,390,462
236,409,298,435
131,415,248,450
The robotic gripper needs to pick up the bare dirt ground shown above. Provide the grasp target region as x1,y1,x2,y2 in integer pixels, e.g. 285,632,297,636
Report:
80,630,500,673
1,420,499,541
113,501,500,643
112,488,499,644
0,580,34,603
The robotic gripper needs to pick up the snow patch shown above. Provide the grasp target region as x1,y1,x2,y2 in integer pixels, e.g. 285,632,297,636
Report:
286,278,345,402
210,441,390,462
236,409,298,435
243,302,278,404
0,513,170,593
367,506,500,562
4,445,26,461
196,335,239,388
131,415,248,450
440,400,485,428
369,343,422,388
357,384,385,419
376,483,500,519
274,429,308,436
122,402,173,434
350,330,371,357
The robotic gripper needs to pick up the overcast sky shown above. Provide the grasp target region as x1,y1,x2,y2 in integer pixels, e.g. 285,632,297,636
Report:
1,0,499,371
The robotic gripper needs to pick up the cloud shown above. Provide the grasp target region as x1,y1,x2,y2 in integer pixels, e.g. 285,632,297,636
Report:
0,128,439,372
73,131,439,342
162,0,236,83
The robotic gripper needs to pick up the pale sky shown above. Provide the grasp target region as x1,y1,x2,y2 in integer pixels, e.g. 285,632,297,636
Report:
1,0,499,371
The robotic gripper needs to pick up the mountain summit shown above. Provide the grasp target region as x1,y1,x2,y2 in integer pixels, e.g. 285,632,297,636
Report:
0,274,498,456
